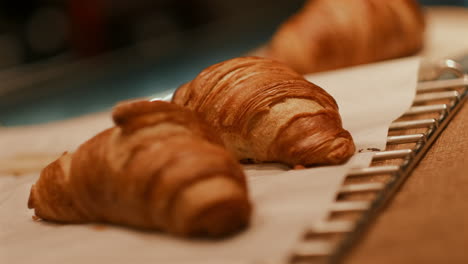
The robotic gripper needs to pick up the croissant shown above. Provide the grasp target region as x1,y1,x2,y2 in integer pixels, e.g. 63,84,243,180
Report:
266,0,425,74
172,56,355,167
28,100,251,237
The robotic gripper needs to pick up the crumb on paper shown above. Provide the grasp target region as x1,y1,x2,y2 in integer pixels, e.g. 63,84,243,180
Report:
358,148,381,153
32,215,41,221
293,164,306,170
366,147,381,152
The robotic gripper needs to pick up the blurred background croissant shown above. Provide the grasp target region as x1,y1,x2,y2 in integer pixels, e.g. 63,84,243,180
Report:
0,0,465,127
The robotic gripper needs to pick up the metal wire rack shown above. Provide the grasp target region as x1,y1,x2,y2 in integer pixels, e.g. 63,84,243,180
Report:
289,59,468,264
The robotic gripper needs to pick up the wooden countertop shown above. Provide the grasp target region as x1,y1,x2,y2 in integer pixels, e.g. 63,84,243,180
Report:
345,98,468,263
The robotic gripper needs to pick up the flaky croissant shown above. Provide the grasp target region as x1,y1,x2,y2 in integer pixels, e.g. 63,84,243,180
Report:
28,100,251,237
172,56,355,167
266,0,425,74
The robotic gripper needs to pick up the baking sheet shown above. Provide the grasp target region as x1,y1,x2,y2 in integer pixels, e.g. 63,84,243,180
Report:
0,57,419,264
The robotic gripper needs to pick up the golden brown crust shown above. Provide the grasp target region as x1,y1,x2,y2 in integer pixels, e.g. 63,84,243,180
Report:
28,100,251,237
172,56,355,166
266,0,425,74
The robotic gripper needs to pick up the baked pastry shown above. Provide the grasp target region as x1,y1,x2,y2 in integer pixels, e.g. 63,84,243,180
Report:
28,100,251,237
172,56,355,166
266,0,425,74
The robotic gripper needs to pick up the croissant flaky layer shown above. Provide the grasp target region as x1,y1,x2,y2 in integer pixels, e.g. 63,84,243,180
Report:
266,0,425,74
28,100,251,237
172,56,355,166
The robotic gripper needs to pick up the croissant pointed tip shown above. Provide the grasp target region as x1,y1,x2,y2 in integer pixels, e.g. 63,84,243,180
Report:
189,199,251,238
326,136,356,164
27,185,36,209
169,176,251,238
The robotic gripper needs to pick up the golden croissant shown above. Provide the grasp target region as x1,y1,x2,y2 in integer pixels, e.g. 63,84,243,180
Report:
266,0,425,74
28,100,251,237
172,56,355,167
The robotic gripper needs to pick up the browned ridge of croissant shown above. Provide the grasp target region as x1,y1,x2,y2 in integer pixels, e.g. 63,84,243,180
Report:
266,0,425,74
172,56,355,166
28,100,251,237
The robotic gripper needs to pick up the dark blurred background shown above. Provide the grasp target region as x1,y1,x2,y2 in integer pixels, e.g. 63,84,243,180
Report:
0,0,466,126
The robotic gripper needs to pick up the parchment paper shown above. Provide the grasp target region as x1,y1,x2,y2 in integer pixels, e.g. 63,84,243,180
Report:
0,57,419,264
